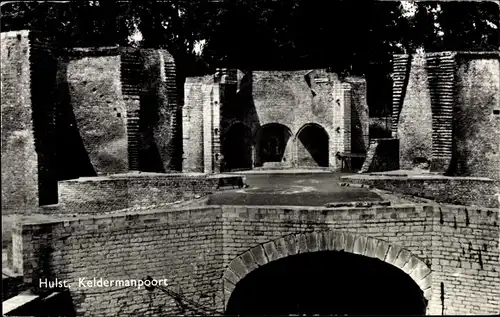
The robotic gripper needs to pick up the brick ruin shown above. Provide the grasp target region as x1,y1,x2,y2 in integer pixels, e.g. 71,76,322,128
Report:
1,30,181,213
3,29,498,214
363,51,500,179
183,69,369,173
1,29,500,316
6,204,500,316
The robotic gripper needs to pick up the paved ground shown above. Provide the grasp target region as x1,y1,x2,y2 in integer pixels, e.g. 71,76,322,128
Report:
208,172,382,206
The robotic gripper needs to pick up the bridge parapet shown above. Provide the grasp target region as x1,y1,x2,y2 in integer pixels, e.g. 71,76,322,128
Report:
9,203,499,316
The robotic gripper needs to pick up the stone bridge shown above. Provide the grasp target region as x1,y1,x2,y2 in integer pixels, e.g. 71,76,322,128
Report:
6,203,499,316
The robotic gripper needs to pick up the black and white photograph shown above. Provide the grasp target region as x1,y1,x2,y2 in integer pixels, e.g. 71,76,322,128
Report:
1,0,499,316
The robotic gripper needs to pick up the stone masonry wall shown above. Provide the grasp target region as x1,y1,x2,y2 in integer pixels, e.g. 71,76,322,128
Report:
1,30,39,211
13,204,499,316
454,53,500,180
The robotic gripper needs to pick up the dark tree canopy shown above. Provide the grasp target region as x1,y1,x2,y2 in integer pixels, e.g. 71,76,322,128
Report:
1,0,498,76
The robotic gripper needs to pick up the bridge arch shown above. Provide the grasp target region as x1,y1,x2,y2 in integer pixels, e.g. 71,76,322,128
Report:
222,231,432,315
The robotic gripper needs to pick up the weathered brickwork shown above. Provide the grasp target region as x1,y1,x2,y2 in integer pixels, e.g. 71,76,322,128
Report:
429,206,499,314
182,76,213,172
454,52,500,180
426,52,455,172
1,30,39,211
1,30,181,210
137,49,179,172
392,51,499,178
397,51,434,169
345,76,369,153
343,175,500,209
58,173,219,214
12,204,499,316
67,49,128,175
183,70,368,172
1,30,61,209
391,54,411,136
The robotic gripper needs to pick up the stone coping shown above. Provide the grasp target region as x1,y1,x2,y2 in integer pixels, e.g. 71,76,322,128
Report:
345,173,496,182
13,203,440,227
61,172,212,182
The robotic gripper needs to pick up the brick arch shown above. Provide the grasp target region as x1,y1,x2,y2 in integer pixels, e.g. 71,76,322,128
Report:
294,122,330,167
295,122,329,139
222,231,432,309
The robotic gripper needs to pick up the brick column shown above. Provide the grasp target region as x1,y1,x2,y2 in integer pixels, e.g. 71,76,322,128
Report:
159,50,179,171
203,82,214,174
330,80,352,170
218,69,238,173
392,54,412,137
120,49,142,171
426,52,456,172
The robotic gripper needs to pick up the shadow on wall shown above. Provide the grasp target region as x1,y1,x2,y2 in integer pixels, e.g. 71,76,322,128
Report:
254,123,293,167
139,93,166,173
222,71,332,170
55,57,97,181
296,123,329,167
222,122,253,171
221,71,262,171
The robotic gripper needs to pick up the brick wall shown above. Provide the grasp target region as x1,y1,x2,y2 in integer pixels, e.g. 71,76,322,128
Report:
58,173,219,214
1,30,60,210
397,51,434,169
14,206,224,316
393,51,499,178
13,204,499,316
1,30,39,211
391,54,411,136
345,76,369,153
430,205,499,314
426,52,455,172
454,53,500,180
186,69,366,171
138,49,178,172
67,49,128,174
183,76,213,172
344,175,499,209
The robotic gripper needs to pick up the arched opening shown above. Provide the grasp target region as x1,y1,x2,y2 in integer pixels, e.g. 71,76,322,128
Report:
296,123,329,167
225,250,427,316
255,123,292,167
222,122,253,171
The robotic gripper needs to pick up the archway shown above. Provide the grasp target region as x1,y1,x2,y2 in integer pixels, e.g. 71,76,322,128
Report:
223,232,432,316
255,123,293,167
222,122,253,171
296,123,329,167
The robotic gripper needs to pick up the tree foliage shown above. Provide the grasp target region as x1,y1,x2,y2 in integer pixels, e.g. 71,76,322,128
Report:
1,0,498,76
